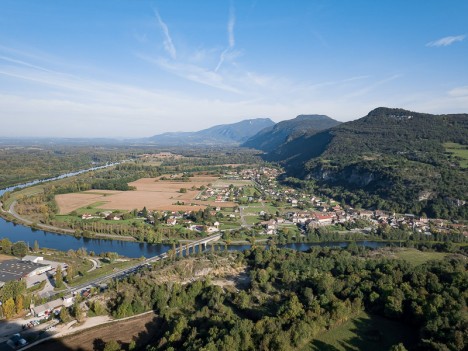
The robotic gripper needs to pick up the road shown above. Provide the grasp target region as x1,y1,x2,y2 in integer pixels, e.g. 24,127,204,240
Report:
43,233,223,300
86,258,100,273
8,201,75,234
239,206,247,227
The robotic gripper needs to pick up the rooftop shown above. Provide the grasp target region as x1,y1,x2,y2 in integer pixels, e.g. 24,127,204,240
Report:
0,259,49,283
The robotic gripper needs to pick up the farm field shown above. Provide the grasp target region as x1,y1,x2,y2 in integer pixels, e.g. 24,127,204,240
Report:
55,176,238,214
213,179,253,187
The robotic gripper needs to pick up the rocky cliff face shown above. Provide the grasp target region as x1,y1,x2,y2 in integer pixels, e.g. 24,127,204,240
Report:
306,164,392,189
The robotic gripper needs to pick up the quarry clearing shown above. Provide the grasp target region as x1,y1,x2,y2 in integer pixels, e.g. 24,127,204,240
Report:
55,176,238,214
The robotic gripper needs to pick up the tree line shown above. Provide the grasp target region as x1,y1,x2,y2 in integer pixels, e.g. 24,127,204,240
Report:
105,246,466,350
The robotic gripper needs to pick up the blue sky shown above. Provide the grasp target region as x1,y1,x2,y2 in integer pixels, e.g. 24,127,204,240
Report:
0,0,467,137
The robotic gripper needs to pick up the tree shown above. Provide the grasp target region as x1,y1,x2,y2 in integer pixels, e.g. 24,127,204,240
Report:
3,298,16,319
90,301,106,315
105,252,119,263
33,240,39,252
55,265,64,288
15,295,23,313
66,264,75,283
179,188,187,193
0,238,12,254
11,241,28,257
60,307,72,323
71,301,85,322
0,281,26,302
103,340,121,351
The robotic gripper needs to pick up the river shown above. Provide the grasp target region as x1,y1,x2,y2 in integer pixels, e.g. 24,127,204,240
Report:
0,167,391,258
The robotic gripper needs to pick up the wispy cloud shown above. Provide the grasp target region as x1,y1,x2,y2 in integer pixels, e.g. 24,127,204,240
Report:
426,35,465,47
0,55,52,73
344,74,401,98
228,4,235,48
215,4,236,72
137,54,241,93
448,86,468,97
154,9,177,59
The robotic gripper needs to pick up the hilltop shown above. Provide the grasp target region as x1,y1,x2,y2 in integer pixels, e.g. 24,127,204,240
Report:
242,114,340,152
258,107,468,219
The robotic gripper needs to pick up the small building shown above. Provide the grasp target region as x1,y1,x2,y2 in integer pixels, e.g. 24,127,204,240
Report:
31,295,75,318
21,255,44,264
166,218,177,226
206,226,219,233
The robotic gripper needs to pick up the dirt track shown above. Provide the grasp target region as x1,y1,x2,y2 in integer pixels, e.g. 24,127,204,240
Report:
29,312,160,351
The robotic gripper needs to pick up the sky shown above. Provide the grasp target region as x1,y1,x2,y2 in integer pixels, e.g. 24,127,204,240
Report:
0,0,467,138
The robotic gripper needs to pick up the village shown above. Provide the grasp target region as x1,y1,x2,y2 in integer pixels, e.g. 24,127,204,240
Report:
78,166,467,241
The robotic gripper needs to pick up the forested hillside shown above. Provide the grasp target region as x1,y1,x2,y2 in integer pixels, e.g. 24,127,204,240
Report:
265,108,468,219
107,247,467,351
242,114,340,152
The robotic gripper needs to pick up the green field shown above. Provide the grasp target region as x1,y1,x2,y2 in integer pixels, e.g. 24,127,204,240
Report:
245,215,260,225
444,142,468,168
214,179,253,187
69,259,137,287
307,312,417,351
244,203,277,214
394,248,447,266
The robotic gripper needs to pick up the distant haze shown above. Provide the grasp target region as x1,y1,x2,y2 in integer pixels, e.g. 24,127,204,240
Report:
0,1,467,138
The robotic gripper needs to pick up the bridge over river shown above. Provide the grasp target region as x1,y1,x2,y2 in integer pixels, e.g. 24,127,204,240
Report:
44,233,223,299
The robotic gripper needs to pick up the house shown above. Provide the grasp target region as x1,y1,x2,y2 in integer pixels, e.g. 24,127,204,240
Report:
81,214,94,220
358,210,374,219
105,214,121,221
31,295,74,318
206,226,219,233
308,213,334,228
166,218,177,226
63,294,74,305
261,219,277,231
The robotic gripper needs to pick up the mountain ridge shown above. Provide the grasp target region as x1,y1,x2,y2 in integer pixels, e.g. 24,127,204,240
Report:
242,114,341,152
262,107,468,219
146,118,275,145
